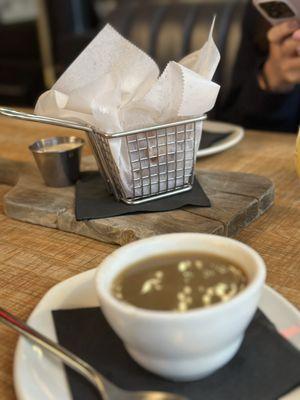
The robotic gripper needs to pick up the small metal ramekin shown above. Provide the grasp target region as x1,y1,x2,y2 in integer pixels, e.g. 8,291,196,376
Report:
29,136,84,187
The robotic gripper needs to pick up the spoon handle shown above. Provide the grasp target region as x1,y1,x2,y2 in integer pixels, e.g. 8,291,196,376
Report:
0,307,108,399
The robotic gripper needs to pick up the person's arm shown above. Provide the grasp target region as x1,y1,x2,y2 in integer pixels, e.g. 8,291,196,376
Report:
218,3,300,133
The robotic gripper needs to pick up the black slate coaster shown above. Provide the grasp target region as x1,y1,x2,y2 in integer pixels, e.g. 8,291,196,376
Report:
200,130,232,150
52,308,300,400
75,173,210,220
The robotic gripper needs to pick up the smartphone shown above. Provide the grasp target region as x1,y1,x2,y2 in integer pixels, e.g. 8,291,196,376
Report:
253,0,300,25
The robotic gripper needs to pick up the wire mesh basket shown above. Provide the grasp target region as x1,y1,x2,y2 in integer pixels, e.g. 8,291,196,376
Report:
0,108,206,205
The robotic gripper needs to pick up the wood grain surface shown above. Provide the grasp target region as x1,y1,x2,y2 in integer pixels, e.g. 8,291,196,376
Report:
0,115,299,400
1,156,274,244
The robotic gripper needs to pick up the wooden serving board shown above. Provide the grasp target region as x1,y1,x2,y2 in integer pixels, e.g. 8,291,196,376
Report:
0,156,274,245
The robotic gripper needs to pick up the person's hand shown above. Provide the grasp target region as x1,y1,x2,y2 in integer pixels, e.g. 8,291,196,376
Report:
259,20,300,93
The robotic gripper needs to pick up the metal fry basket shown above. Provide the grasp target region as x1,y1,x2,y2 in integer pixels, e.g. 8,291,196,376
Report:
0,108,206,205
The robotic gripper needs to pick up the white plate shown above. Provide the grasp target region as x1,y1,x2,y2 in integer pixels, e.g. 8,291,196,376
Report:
198,121,245,158
14,269,300,400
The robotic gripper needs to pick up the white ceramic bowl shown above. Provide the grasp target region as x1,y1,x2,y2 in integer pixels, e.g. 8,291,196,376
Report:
95,233,266,381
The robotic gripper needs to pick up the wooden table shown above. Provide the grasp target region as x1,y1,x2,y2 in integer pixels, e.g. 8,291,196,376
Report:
0,116,299,399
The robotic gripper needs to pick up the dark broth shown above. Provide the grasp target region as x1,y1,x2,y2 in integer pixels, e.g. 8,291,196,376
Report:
111,253,248,312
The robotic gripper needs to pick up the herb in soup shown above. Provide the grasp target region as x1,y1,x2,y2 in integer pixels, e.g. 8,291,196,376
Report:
112,253,248,312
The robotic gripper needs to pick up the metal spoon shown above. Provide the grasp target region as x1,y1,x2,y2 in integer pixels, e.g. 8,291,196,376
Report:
0,307,188,400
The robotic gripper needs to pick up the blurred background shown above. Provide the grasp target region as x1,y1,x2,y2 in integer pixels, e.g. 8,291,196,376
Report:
0,0,248,118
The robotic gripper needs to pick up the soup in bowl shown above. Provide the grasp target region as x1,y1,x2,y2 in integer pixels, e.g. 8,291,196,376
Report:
95,233,266,381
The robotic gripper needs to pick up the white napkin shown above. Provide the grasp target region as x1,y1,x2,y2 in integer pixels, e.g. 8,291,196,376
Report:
35,21,220,197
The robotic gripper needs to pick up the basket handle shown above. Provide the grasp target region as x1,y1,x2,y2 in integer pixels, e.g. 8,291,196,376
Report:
0,107,93,134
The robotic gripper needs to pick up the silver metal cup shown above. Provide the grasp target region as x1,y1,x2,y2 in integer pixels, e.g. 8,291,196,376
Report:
29,136,84,187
